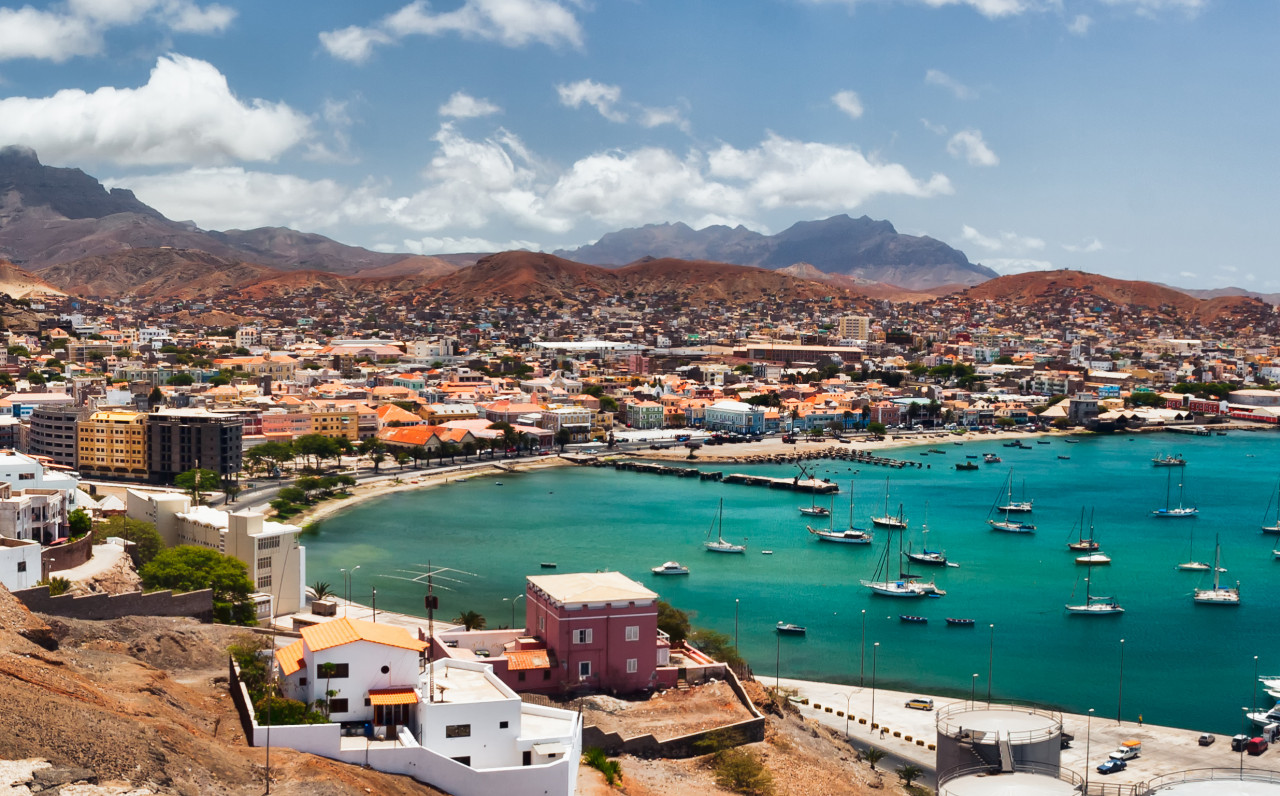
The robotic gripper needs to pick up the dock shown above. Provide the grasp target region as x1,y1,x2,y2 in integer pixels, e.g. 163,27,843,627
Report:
722,474,840,494
611,461,724,481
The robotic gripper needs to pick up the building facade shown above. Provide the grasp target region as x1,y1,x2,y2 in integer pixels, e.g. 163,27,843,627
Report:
147,408,243,483
26,405,86,469
76,409,149,479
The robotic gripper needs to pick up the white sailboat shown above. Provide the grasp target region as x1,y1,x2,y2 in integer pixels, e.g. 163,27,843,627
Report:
809,480,873,544
1066,507,1099,552
860,524,942,598
997,477,1033,513
1151,466,1197,518
905,503,951,566
870,476,908,530
988,470,1036,533
704,498,746,553
1174,524,1212,571
1065,567,1124,615
1261,478,1280,534
799,491,831,518
1192,539,1239,605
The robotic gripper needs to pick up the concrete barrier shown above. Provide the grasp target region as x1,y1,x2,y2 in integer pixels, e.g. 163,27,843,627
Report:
13,585,214,622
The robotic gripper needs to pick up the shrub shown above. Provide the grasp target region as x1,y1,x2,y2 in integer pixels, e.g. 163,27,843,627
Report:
713,748,773,795
38,576,72,596
254,695,328,726
582,747,622,787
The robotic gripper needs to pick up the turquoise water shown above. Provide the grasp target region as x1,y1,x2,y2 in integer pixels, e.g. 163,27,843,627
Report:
304,432,1280,733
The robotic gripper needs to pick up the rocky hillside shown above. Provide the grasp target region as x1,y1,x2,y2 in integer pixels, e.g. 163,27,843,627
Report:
556,214,996,289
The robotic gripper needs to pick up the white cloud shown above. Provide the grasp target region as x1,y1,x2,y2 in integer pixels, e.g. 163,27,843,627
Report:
439,91,501,118
1178,271,1197,279
1062,237,1104,253
1100,0,1205,15
109,167,348,230
946,129,999,166
548,148,730,225
0,54,310,166
918,0,1031,17
1067,14,1093,35
832,90,864,120
925,68,976,99
556,79,626,122
960,225,1043,253
321,0,582,62
921,118,948,136
400,235,539,254
638,105,689,132
0,1,234,62
981,257,1055,274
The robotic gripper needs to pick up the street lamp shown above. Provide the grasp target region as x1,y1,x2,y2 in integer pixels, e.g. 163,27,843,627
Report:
971,673,979,707
1117,638,1125,725
1084,708,1094,792
987,623,995,702
870,642,880,733
775,629,781,690
1242,707,1249,777
735,598,740,652
339,565,360,617
859,609,867,687
503,593,526,629
1254,655,1260,716
843,690,854,739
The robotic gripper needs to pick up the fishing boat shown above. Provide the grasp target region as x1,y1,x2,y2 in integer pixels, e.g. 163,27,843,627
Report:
1152,453,1186,467
955,461,979,471
1067,508,1100,552
809,480,873,544
906,503,951,567
983,453,1001,464
945,617,975,626
775,622,806,635
988,470,1037,533
704,499,747,553
997,475,1034,513
870,476,908,530
540,562,558,569
651,561,689,575
1002,442,1021,448
1151,466,1198,518
1261,478,1280,534
1192,540,1239,605
1065,566,1124,615
900,615,928,624
1174,524,1211,571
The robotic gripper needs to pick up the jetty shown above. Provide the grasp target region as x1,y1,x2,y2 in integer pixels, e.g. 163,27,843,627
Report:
722,474,839,494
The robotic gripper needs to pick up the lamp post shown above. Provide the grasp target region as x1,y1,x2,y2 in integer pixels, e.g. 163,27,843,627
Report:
971,673,979,707
1242,707,1249,777
1084,708,1094,793
735,598,740,652
987,623,994,702
843,690,854,739
870,642,880,733
775,628,781,691
1117,638,1125,725
339,565,360,617
859,609,867,686
372,586,377,623
503,593,526,629
1254,655,1260,717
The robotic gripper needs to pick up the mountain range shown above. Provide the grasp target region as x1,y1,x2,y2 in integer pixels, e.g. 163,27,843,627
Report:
554,215,997,289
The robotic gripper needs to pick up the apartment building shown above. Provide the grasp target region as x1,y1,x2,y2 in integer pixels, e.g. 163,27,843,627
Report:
76,409,149,479
147,408,244,484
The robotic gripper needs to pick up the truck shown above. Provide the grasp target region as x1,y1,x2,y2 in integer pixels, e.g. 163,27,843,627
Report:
1108,740,1142,760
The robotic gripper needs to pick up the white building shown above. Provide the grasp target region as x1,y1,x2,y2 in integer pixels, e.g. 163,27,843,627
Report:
0,450,85,510
704,399,766,435
0,482,70,544
0,537,41,590
267,617,580,796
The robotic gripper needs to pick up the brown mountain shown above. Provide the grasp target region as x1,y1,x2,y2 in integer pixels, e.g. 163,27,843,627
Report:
354,254,462,279
0,259,63,298
38,248,280,300
776,262,959,302
961,270,1269,324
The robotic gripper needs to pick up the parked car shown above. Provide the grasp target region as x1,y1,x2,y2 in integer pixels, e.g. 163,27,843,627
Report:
1109,741,1142,760
1097,759,1127,775
1198,733,1216,747
1232,734,1252,752
904,698,934,711
1248,737,1269,756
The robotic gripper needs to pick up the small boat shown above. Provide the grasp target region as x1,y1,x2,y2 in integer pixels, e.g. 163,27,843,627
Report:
1152,453,1186,467
1065,566,1124,615
900,615,928,624
1003,442,1021,448
955,461,979,471
983,453,1001,464
1076,552,1112,565
929,448,946,454
1037,440,1051,445
1058,455,1071,460
966,454,979,459
762,550,774,555
1151,467,1197,518
540,562,557,568
1175,523,1212,571
776,622,806,635
906,504,950,567
495,482,504,486
704,498,747,553
1193,540,1240,605
945,617,975,626
799,504,831,517
651,561,689,575
1064,439,1080,444
989,470,1036,532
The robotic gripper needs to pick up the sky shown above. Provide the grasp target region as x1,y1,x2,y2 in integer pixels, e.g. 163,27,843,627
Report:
0,0,1275,289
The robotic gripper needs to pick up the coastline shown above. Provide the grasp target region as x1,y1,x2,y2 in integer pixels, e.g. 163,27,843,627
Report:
288,455,574,526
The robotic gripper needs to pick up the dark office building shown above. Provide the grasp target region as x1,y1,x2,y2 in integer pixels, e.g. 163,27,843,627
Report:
147,408,243,484
26,406,88,469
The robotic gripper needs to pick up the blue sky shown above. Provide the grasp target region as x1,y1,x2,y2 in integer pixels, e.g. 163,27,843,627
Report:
0,0,1274,289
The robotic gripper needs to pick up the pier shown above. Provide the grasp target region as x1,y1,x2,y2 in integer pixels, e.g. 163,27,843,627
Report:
722,474,839,494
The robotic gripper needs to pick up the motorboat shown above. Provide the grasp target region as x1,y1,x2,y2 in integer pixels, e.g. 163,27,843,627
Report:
1152,453,1186,467
955,461,979,471
983,453,1001,464
651,561,689,575
1075,552,1112,565
775,622,806,635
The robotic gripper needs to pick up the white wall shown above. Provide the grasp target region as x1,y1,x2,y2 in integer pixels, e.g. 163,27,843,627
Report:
310,640,423,723
0,539,41,590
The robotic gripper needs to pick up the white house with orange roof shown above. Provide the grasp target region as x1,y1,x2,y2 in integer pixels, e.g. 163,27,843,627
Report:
262,616,580,796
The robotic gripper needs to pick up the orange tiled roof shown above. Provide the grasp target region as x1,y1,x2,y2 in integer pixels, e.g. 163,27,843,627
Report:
506,649,550,670
368,687,420,706
299,617,427,654
276,639,307,676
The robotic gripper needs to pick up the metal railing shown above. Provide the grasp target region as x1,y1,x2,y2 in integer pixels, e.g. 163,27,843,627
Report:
938,761,1082,794
936,700,1063,745
1136,767,1280,793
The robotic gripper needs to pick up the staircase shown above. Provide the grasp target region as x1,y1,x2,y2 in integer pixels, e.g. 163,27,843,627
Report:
997,731,1015,773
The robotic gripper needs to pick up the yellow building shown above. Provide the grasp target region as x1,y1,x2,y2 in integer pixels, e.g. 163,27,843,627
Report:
308,402,360,441
76,409,149,478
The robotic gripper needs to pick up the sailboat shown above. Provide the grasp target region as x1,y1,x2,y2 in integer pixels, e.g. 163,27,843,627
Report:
860,524,942,597
703,498,746,553
988,470,1036,533
1065,567,1124,615
1151,466,1197,518
997,477,1033,513
809,481,873,544
870,476,908,529
905,503,951,566
1066,508,1099,552
799,491,831,518
1193,539,1239,605
1261,478,1280,534
1174,524,1212,571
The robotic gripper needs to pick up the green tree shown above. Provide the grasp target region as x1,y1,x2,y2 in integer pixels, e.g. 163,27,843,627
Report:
896,763,923,786
295,434,341,469
68,508,92,539
996,417,1016,427
311,581,335,600
861,747,887,770
147,386,164,407
712,748,774,795
582,747,622,787
92,515,163,567
38,576,72,596
554,428,571,451
166,372,194,386
140,546,256,625
868,421,886,436
254,694,327,726
174,467,220,504
317,661,340,718
277,486,308,505
453,610,487,630
688,627,744,669
657,600,691,645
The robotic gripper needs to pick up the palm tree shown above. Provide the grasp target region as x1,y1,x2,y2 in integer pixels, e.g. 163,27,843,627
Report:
861,747,886,770
317,662,338,718
310,581,335,600
896,763,923,786
453,610,487,630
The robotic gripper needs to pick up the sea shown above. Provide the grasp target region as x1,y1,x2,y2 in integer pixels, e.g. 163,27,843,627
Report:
302,430,1280,734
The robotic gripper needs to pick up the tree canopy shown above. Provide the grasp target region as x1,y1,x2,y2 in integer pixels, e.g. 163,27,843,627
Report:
140,545,256,625
93,515,163,567
174,468,220,503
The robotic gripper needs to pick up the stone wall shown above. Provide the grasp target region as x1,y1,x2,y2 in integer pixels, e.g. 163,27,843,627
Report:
12,585,213,622
41,533,92,579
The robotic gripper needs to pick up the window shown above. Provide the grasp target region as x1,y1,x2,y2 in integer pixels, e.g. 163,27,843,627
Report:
517,671,526,682
257,537,280,551
523,751,532,766
324,663,349,678
538,614,545,632
16,561,25,573
626,658,638,674
499,720,509,729
451,756,471,767
446,724,471,738
543,670,551,681
257,556,272,571
574,628,592,644
256,574,271,590
578,661,591,679
328,698,349,713
625,625,639,641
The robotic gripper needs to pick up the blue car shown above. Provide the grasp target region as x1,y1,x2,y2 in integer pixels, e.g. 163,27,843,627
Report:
1097,759,1127,775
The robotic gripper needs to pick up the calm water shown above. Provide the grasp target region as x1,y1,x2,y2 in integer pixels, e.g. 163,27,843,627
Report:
305,431,1280,733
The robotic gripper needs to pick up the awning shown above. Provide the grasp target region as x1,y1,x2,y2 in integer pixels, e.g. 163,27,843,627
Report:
532,742,568,756
368,687,420,706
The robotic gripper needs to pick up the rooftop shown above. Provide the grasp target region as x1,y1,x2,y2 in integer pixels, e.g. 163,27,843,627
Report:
423,661,508,704
299,616,428,654
527,571,657,606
